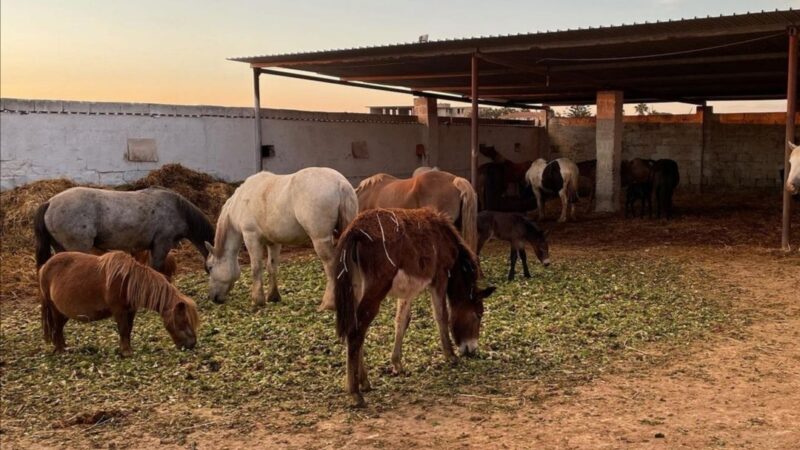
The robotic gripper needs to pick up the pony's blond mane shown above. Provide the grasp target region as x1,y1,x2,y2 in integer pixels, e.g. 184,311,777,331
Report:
98,252,199,329
356,173,396,194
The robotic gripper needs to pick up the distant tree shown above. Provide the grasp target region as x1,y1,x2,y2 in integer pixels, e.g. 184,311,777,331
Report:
634,103,651,116
480,107,526,119
566,105,592,118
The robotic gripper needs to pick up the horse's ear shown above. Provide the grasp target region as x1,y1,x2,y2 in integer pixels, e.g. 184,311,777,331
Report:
542,229,551,238
204,241,214,255
478,286,496,299
789,140,797,150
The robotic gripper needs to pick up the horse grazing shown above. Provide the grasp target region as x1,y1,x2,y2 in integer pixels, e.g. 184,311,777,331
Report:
39,251,199,356
477,211,550,281
525,158,580,222
34,187,214,272
787,141,800,194
652,159,680,219
206,168,357,309
91,249,178,282
621,158,655,218
334,208,495,407
355,170,479,251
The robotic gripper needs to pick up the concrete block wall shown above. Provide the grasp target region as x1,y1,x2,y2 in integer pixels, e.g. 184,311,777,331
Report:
548,111,796,188
0,98,542,189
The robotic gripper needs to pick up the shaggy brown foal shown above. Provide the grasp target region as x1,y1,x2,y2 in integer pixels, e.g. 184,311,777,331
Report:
335,208,495,407
477,211,550,280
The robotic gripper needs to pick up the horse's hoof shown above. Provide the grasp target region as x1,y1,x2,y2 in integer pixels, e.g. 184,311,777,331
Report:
350,394,366,409
448,355,459,365
267,291,281,303
317,300,335,312
117,348,133,358
361,381,372,392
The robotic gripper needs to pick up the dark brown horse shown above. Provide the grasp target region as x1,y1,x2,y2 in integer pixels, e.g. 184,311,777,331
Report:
652,159,680,219
334,208,495,407
621,158,655,218
39,251,199,356
477,211,550,280
477,145,535,211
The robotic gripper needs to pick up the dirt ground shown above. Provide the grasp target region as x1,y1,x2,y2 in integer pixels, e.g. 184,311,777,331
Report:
3,189,799,449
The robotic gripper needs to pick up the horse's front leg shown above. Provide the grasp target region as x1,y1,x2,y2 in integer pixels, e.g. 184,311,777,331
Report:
519,247,531,278
533,187,545,220
391,297,413,375
430,283,457,364
114,309,135,357
266,243,282,303
507,247,518,281
242,233,267,307
311,236,336,311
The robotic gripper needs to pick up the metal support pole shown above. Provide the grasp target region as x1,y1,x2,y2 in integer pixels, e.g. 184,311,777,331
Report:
782,28,797,251
470,54,479,187
253,68,263,173
699,105,706,194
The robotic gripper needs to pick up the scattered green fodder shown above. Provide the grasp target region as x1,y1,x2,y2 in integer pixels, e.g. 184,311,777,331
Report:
0,252,730,444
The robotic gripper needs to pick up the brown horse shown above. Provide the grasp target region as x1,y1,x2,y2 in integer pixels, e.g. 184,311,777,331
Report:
39,251,199,356
477,211,550,280
334,208,495,407
355,170,478,251
90,249,178,281
621,158,655,218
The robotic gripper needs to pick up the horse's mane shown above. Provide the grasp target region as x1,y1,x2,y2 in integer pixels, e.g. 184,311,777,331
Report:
98,252,199,328
211,199,233,257
174,194,215,254
356,173,396,194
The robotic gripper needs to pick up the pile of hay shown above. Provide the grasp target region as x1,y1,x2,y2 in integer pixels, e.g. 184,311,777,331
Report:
0,179,78,246
131,164,234,218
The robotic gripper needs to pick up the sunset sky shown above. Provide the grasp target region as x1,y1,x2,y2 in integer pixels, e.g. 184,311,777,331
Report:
2,0,798,113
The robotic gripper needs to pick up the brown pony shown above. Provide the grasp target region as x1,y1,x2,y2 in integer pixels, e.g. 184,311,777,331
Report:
39,251,199,356
334,208,495,407
90,249,178,282
355,170,479,251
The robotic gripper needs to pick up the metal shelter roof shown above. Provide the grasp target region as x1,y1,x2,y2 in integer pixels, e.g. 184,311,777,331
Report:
232,9,800,106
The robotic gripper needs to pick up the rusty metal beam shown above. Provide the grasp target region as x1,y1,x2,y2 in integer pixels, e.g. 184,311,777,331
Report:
471,54,479,187
252,68,263,172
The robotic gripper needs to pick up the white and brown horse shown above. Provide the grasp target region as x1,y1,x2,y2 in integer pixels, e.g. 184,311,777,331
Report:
525,158,581,222
787,141,800,194
205,168,358,310
334,208,495,407
355,170,479,251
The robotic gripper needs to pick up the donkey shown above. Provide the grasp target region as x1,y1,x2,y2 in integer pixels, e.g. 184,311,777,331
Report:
34,187,214,272
356,170,479,251
477,211,550,281
334,208,495,407
206,168,357,310
652,159,680,219
525,158,580,222
39,251,199,356
787,141,800,194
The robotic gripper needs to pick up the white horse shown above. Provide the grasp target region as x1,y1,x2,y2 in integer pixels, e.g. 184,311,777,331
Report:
205,168,358,310
787,141,800,194
525,158,580,223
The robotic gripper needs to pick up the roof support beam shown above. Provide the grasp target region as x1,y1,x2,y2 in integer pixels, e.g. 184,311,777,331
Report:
782,28,797,251
256,68,547,109
471,54,480,189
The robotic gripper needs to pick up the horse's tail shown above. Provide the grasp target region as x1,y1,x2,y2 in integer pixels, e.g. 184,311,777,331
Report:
563,162,580,204
452,177,478,252
39,276,57,344
334,230,360,340
34,202,55,268
336,185,358,239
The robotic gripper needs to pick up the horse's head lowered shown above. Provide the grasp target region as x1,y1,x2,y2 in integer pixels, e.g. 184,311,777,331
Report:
164,295,199,350
204,241,241,304
526,221,551,267
447,245,496,356
788,141,800,194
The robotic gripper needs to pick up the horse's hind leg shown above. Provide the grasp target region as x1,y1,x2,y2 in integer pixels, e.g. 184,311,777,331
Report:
311,236,336,311
507,247,518,281
558,189,569,223
52,313,68,353
519,247,531,278
265,243,283,304
391,297,413,375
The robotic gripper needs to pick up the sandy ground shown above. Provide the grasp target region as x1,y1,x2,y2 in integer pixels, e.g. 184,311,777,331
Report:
3,190,799,449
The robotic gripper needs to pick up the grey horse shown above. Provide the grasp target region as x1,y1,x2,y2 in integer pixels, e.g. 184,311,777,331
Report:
35,186,214,271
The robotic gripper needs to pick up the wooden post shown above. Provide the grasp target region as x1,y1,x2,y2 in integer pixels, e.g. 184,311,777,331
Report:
471,54,479,187
253,68,263,173
782,28,797,251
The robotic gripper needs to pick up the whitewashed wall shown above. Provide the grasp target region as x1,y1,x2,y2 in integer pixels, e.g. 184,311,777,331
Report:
0,99,542,189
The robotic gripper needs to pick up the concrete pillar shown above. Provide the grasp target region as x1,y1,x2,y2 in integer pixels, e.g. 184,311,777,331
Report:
414,97,440,167
595,91,624,212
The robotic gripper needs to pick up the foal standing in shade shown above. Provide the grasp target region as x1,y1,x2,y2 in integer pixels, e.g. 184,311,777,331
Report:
335,208,495,407
525,158,581,222
39,251,199,356
206,168,358,309
477,211,550,280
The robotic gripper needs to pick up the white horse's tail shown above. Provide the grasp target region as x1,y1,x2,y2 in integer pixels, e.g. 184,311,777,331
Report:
560,159,581,204
336,184,358,239
452,177,478,252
